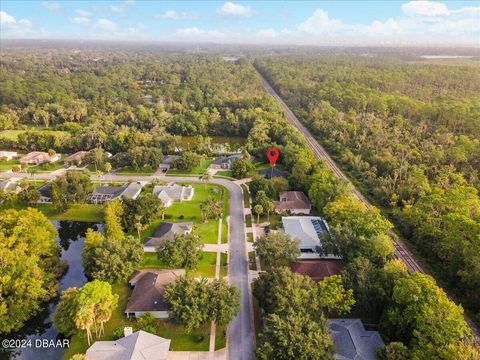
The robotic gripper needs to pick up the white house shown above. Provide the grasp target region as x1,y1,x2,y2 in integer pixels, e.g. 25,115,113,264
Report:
282,216,340,259
0,177,21,194
0,151,18,160
152,183,194,207
19,151,60,165
86,330,170,360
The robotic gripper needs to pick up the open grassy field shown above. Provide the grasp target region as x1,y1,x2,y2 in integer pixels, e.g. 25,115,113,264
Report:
140,251,226,279
0,130,26,140
141,183,222,244
0,158,20,171
116,166,156,176
0,201,104,222
167,158,213,175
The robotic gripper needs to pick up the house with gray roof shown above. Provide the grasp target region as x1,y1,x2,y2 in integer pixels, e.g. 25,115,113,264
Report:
328,319,385,360
152,183,194,207
86,330,170,360
126,269,185,319
88,182,142,204
143,221,193,252
282,216,340,259
37,182,52,203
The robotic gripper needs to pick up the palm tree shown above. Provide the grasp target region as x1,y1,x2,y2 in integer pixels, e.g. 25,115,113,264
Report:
96,170,103,185
200,172,212,189
75,305,95,346
253,205,263,224
105,162,112,183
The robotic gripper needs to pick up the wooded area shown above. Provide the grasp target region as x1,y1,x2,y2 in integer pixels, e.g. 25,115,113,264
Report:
255,55,480,324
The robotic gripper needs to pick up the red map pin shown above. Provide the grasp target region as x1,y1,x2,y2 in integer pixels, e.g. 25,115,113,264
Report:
267,147,280,167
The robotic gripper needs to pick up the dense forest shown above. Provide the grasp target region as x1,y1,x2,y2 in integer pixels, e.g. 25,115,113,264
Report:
254,55,480,322
0,50,304,164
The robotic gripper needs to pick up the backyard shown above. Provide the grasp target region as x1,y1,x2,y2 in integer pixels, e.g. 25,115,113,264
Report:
141,183,225,244
167,158,213,175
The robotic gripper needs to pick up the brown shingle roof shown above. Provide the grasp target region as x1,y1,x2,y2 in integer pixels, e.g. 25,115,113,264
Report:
63,151,87,163
290,260,343,282
274,191,311,211
126,269,185,313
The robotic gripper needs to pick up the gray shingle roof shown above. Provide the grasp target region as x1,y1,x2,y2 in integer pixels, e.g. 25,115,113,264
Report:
328,319,385,360
144,222,193,247
258,167,289,179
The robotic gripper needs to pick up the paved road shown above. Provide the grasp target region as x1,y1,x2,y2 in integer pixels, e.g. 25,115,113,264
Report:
254,66,480,341
2,172,255,359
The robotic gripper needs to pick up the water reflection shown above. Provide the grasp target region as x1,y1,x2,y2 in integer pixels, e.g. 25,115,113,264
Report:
0,221,102,360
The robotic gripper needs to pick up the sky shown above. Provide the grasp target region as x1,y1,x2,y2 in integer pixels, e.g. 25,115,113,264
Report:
1,0,479,45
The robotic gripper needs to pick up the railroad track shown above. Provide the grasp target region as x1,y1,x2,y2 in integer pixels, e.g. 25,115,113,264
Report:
254,67,480,341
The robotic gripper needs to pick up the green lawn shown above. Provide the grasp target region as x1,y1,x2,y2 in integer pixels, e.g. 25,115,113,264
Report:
245,214,252,227
215,325,227,350
167,158,212,175
0,158,20,171
140,251,226,279
241,184,250,208
116,166,156,176
141,183,223,244
247,232,254,243
0,130,26,140
26,159,65,173
248,251,257,271
0,201,103,222
215,170,233,178
221,187,229,244
258,214,282,229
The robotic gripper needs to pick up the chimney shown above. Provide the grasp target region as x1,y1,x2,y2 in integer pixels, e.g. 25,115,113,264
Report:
124,327,133,337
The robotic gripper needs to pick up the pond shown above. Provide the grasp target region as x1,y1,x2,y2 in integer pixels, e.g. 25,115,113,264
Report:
0,221,101,360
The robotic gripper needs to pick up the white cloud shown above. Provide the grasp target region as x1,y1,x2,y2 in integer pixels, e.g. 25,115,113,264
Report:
155,10,198,20
75,9,90,17
402,1,449,17
0,10,16,25
298,9,342,34
110,0,135,14
42,2,61,12
1,11,35,38
217,2,252,17
70,17,90,24
95,18,118,31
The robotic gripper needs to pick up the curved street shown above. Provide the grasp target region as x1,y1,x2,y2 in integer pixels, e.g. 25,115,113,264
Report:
4,172,256,360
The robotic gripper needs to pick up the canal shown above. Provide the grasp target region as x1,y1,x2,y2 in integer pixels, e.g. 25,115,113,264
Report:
0,221,101,360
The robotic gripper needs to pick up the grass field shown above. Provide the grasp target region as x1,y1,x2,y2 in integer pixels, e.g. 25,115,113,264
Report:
0,201,104,222
0,130,26,140
0,158,20,171
245,214,252,227
167,158,212,175
116,166,156,176
215,170,233,178
241,184,250,208
140,251,226,279
141,183,222,244
247,232,254,243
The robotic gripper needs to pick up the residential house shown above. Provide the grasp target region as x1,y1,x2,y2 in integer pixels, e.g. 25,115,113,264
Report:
0,177,21,194
328,319,385,360
143,222,193,252
159,155,180,172
86,330,170,360
152,183,194,207
210,154,254,170
0,151,18,160
125,269,185,319
88,182,142,204
274,191,311,214
257,167,289,179
282,216,340,259
19,151,60,165
37,183,52,203
290,260,343,282
63,151,87,166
